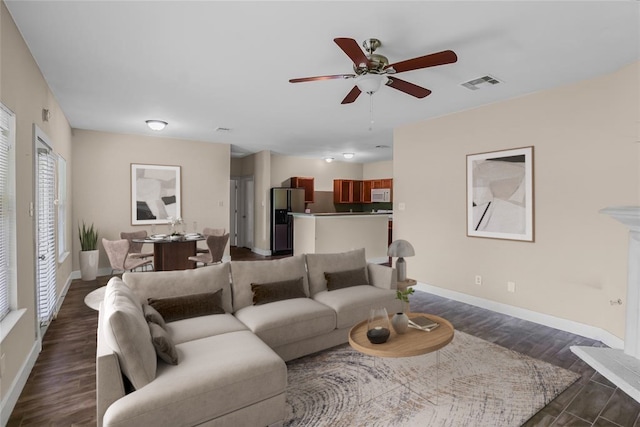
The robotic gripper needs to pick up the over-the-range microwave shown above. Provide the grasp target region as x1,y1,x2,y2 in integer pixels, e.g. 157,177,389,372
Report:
371,188,391,203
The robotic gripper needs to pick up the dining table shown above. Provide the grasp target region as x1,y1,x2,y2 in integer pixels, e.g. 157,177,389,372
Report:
133,233,205,271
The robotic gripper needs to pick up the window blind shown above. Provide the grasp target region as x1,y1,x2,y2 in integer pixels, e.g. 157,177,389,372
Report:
37,145,57,325
0,107,11,321
57,155,67,261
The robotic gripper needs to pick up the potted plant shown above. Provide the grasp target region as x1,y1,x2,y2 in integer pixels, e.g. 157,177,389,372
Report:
391,287,415,334
78,221,99,281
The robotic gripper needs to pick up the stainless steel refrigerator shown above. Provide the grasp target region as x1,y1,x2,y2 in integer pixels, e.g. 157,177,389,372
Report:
270,188,305,254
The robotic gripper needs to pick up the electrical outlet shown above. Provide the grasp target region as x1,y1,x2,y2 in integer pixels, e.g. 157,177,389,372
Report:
507,281,516,293
475,275,482,285
398,203,406,211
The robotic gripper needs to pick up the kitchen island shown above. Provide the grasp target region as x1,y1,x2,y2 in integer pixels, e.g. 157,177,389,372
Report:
290,212,390,263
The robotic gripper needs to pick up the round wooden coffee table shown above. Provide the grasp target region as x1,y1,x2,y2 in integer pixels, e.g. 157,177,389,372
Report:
349,312,455,405
349,312,454,358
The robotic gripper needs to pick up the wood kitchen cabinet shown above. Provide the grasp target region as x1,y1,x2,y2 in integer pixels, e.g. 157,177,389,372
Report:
333,178,393,204
363,180,373,203
352,180,363,202
290,177,314,203
371,179,393,189
365,179,393,203
333,179,363,203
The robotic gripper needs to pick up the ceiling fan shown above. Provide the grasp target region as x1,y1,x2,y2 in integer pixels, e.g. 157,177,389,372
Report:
289,38,458,104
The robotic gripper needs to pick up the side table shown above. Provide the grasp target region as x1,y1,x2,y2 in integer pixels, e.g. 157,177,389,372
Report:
397,278,417,291
84,286,106,310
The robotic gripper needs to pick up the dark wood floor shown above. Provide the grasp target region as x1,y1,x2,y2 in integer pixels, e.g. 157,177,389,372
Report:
7,247,640,426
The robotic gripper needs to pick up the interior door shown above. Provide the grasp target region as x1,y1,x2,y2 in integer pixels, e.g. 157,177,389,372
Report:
229,180,237,246
244,178,254,249
232,176,254,249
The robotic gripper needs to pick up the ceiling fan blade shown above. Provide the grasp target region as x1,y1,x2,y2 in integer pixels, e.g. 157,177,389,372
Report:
334,38,370,68
341,86,362,104
388,50,457,74
289,74,355,83
386,77,432,98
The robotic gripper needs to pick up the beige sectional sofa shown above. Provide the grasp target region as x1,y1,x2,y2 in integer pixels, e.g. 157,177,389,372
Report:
96,248,398,427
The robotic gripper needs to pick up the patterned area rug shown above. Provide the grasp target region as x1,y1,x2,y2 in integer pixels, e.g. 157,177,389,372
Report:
284,331,579,427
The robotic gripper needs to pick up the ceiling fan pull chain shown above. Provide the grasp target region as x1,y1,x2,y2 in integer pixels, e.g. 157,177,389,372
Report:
369,94,374,131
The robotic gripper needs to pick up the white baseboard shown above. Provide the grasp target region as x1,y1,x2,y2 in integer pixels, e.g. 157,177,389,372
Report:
55,273,73,315
71,267,113,280
414,282,624,350
0,340,40,427
252,247,271,256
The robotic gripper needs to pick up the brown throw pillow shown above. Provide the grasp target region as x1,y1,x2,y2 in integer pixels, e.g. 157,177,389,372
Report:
147,289,225,322
325,267,369,291
148,322,178,365
251,277,306,305
142,303,166,329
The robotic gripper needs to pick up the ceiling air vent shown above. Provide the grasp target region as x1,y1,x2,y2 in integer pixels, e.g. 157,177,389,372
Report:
461,75,502,91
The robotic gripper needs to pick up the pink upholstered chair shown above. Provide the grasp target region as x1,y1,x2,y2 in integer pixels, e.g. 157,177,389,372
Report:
196,228,226,253
102,238,153,275
189,233,229,266
120,231,154,259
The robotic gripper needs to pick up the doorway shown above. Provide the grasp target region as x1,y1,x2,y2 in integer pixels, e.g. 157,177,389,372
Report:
230,176,254,249
34,125,57,336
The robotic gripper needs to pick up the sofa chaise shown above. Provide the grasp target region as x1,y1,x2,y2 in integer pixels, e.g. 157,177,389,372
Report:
96,248,398,427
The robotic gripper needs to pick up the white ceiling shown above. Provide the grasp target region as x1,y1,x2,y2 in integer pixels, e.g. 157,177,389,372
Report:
5,1,639,163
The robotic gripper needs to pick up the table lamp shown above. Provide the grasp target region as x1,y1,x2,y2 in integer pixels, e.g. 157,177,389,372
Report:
387,239,415,282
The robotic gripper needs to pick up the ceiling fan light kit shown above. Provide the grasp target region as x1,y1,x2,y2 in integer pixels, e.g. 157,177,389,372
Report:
289,37,457,105
355,74,388,94
146,120,168,131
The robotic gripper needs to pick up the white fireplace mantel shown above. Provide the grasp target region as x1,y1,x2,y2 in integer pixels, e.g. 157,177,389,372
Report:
571,206,640,403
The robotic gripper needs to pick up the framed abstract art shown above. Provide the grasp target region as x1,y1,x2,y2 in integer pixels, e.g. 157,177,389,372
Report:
131,163,181,225
466,147,534,242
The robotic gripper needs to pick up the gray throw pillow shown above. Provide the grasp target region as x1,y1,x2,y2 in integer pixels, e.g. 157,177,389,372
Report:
251,277,306,305
142,303,166,329
325,267,369,291
148,322,179,365
147,289,225,322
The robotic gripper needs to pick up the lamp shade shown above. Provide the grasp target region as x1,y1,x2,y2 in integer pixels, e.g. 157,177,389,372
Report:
387,239,415,258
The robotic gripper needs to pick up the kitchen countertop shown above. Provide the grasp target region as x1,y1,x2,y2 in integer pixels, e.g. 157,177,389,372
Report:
289,212,391,217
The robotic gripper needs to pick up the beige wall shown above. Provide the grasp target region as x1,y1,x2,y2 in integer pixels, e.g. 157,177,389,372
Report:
363,160,393,180
270,154,363,191
231,155,255,177
0,0,73,406
72,130,230,269
394,62,639,339
253,150,271,252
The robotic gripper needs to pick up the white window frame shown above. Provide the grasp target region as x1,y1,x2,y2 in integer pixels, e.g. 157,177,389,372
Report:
57,155,69,263
0,103,18,328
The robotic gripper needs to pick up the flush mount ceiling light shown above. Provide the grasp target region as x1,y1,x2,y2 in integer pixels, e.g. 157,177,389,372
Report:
324,157,335,163
343,153,355,159
146,120,168,131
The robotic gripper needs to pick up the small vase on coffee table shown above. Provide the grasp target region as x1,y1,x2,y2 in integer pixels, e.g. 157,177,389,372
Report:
392,312,409,334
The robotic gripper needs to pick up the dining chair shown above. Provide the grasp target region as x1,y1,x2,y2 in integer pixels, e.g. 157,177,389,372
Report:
189,233,229,267
196,228,226,253
120,230,154,257
103,238,153,275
